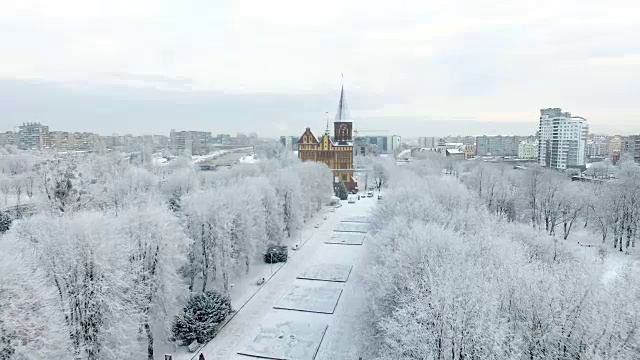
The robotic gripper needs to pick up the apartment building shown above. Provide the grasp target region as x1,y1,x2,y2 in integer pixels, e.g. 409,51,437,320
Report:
537,108,588,169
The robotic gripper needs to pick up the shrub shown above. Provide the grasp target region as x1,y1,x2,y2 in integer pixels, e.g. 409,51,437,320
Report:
263,244,288,263
171,290,232,345
0,212,11,234
335,182,348,200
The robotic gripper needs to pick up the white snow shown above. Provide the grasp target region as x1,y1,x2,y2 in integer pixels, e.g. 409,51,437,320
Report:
332,222,369,233
239,154,259,164
296,264,353,282
152,156,169,166
183,196,375,360
238,319,328,360
274,283,343,314
325,232,366,245
565,229,640,286
341,216,371,223
190,150,230,164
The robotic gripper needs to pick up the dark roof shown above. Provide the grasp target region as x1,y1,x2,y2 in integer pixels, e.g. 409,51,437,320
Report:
334,85,351,122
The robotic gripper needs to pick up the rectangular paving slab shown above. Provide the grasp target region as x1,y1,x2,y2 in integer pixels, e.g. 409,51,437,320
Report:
274,284,343,314
297,264,353,282
325,232,365,245
238,321,328,360
333,222,369,233
341,216,371,223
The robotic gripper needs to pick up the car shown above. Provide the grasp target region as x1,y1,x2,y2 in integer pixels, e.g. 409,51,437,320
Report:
367,191,374,197
348,195,357,204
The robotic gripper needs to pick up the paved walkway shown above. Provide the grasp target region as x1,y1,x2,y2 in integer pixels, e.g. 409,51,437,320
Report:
193,197,375,360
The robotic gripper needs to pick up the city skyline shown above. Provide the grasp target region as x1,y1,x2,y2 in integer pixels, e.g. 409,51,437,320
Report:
1,1,639,136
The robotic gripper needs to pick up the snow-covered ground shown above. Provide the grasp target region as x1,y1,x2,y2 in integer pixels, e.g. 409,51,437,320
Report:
564,228,640,285
190,150,232,164
239,154,259,164
175,196,376,360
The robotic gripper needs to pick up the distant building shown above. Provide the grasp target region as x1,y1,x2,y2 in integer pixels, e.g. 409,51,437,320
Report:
387,135,402,153
279,136,298,151
298,84,356,191
585,135,609,158
621,135,640,163
353,137,377,156
49,131,72,151
214,134,231,144
170,130,212,156
417,137,438,149
445,149,464,157
437,139,463,152
0,131,17,147
463,144,475,159
475,135,519,156
538,108,588,169
608,136,622,158
18,122,50,150
518,141,538,159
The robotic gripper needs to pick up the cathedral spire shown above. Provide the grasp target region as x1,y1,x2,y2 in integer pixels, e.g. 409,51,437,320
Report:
334,77,351,122
324,112,330,135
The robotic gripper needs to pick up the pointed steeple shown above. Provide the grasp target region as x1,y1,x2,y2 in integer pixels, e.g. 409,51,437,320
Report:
334,83,351,122
324,112,331,135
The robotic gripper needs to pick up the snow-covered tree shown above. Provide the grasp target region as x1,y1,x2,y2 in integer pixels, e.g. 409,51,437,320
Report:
272,170,303,238
0,240,69,359
7,212,142,360
119,205,191,360
372,157,392,191
360,157,640,359
39,158,99,213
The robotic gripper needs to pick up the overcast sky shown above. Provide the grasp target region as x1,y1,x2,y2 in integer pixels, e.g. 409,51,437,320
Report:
1,0,639,137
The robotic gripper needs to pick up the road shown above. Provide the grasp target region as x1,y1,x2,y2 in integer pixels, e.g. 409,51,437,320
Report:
196,149,254,169
191,196,376,360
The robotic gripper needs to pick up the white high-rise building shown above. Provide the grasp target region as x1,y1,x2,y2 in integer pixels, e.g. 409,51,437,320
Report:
387,135,401,153
537,108,588,169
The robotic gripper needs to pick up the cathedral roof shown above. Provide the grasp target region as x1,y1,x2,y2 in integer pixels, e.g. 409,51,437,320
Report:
334,85,352,123
297,127,319,144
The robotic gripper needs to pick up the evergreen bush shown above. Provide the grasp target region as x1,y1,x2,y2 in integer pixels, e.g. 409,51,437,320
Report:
171,290,232,345
263,244,288,263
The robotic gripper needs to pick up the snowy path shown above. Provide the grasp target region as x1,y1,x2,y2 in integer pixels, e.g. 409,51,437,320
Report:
191,197,376,360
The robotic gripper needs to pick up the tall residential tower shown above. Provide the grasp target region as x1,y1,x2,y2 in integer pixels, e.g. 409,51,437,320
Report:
537,108,588,169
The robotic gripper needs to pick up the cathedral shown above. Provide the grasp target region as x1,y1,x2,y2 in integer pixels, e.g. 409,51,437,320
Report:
297,85,357,192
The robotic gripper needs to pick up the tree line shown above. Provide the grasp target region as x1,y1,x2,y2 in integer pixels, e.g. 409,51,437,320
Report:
0,148,332,360
428,151,640,252
358,155,640,359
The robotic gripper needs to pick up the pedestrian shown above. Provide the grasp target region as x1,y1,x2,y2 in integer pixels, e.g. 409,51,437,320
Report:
199,354,205,360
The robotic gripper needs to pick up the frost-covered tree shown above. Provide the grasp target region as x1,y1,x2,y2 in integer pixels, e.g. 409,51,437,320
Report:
359,158,640,360
39,158,98,213
250,176,284,245
7,212,142,360
0,240,69,359
372,157,391,191
119,205,190,360
272,170,303,238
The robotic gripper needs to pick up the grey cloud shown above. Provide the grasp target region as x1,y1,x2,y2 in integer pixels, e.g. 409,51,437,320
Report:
0,78,385,136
